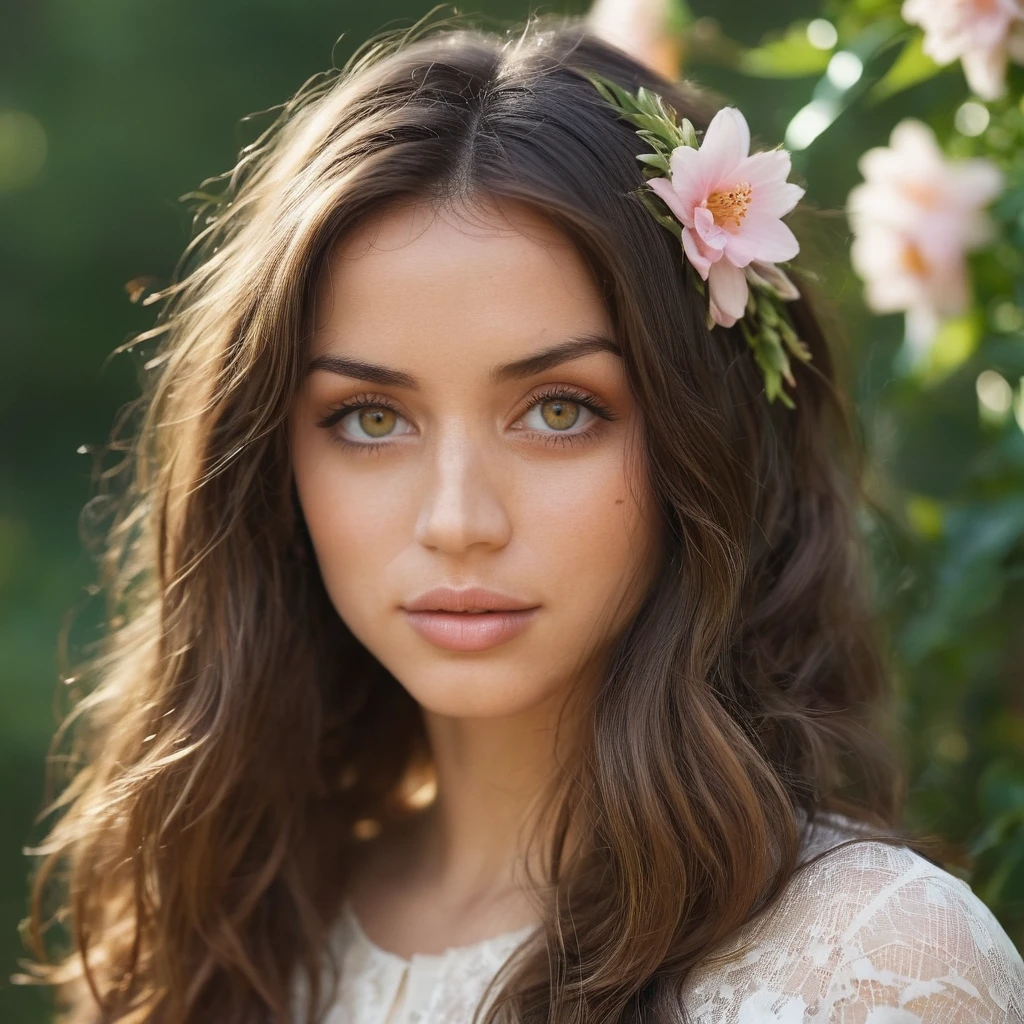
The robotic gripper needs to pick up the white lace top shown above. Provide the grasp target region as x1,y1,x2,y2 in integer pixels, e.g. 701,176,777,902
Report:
306,813,1024,1023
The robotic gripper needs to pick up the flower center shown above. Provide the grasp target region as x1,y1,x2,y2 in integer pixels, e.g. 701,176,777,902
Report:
902,181,944,209
901,240,930,277
706,182,753,231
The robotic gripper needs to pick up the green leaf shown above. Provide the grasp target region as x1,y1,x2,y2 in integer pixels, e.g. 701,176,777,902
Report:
637,189,683,238
585,73,648,117
598,76,642,112
777,316,813,363
634,125,681,151
622,112,677,136
738,317,797,408
756,295,780,326
739,22,834,79
585,74,618,106
585,71,686,150
636,152,671,174
761,326,786,363
635,86,663,119
869,32,944,103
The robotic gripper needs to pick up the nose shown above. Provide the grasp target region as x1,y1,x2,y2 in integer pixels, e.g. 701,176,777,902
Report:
413,432,513,555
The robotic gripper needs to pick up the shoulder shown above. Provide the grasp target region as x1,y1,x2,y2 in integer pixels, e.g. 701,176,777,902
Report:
811,839,1023,1020
786,821,1024,1021
683,816,1024,1022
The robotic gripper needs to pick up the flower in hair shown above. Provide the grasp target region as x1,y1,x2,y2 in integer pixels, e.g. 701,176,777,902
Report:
585,73,813,409
645,108,804,329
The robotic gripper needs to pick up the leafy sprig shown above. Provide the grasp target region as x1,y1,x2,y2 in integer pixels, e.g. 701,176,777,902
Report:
584,71,812,409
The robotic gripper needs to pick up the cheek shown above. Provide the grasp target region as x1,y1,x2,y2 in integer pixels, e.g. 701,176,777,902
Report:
291,446,407,618
520,443,657,605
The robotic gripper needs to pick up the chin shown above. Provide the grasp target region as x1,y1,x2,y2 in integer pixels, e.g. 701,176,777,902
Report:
392,658,571,720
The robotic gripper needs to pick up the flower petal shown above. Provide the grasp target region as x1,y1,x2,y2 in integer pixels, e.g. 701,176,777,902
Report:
746,261,801,301
961,45,1009,100
696,204,729,250
888,119,944,167
953,159,1005,206
900,0,927,26
735,150,805,217
738,147,791,186
666,144,707,219
709,297,738,329
904,305,942,357
682,226,714,278
859,120,943,188
850,226,909,287
697,107,751,191
724,215,800,267
750,179,805,220
694,205,727,251
708,259,749,325
646,175,693,228
847,181,919,231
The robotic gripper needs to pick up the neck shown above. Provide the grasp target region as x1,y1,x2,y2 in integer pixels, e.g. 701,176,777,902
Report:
413,686,584,906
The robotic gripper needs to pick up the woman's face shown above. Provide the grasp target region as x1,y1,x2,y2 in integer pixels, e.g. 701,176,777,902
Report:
289,195,662,719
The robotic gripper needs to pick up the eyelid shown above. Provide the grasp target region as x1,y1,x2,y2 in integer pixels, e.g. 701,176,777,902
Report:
514,384,617,425
316,383,618,447
315,391,409,430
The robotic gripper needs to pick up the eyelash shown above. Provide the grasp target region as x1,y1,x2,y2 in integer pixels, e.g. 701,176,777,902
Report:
316,385,619,454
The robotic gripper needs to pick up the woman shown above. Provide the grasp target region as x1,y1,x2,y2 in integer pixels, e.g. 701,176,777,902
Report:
21,9,1024,1024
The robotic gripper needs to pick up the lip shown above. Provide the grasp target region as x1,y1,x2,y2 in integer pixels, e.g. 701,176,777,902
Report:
400,587,541,653
402,608,540,652
402,586,538,613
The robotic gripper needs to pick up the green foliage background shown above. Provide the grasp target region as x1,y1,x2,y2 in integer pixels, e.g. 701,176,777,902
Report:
1,0,1021,1021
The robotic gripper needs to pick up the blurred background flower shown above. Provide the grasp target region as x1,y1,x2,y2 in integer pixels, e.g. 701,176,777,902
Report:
587,0,688,77
902,0,1024,100
848,118,1004,357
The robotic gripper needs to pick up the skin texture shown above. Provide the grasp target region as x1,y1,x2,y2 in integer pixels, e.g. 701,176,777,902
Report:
288,195,662,955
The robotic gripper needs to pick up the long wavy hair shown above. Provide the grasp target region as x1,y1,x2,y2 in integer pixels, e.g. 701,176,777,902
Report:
20,10,961,1024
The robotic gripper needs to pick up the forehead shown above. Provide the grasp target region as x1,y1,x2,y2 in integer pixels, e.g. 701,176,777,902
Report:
309,195,613,371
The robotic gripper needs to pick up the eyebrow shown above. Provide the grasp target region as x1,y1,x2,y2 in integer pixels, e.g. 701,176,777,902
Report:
305,333,621,388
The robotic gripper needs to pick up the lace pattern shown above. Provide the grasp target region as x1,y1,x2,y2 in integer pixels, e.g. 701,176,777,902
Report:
682,824,1024,1022
315,903,535,1023
301,814,1024,1023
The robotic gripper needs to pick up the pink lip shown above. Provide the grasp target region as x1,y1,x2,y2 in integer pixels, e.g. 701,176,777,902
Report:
403,585,537,613
402,608,540,652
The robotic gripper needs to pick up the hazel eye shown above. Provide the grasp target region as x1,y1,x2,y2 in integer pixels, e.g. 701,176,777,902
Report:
355,406,398,438
538,398,580,431
328,402,414,444
522,396,595,434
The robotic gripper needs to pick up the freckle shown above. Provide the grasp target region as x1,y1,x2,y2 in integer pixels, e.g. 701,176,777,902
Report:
615,499,624,505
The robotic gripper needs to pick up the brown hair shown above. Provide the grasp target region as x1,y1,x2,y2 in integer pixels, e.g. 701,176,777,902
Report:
20,9,959,1023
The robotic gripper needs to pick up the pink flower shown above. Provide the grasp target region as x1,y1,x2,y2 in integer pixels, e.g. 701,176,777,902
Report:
847,119,1004,354
645,107,805,328
902,0,1024,100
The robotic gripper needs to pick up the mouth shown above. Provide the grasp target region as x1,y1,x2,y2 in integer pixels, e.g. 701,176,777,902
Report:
401,607,540,652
